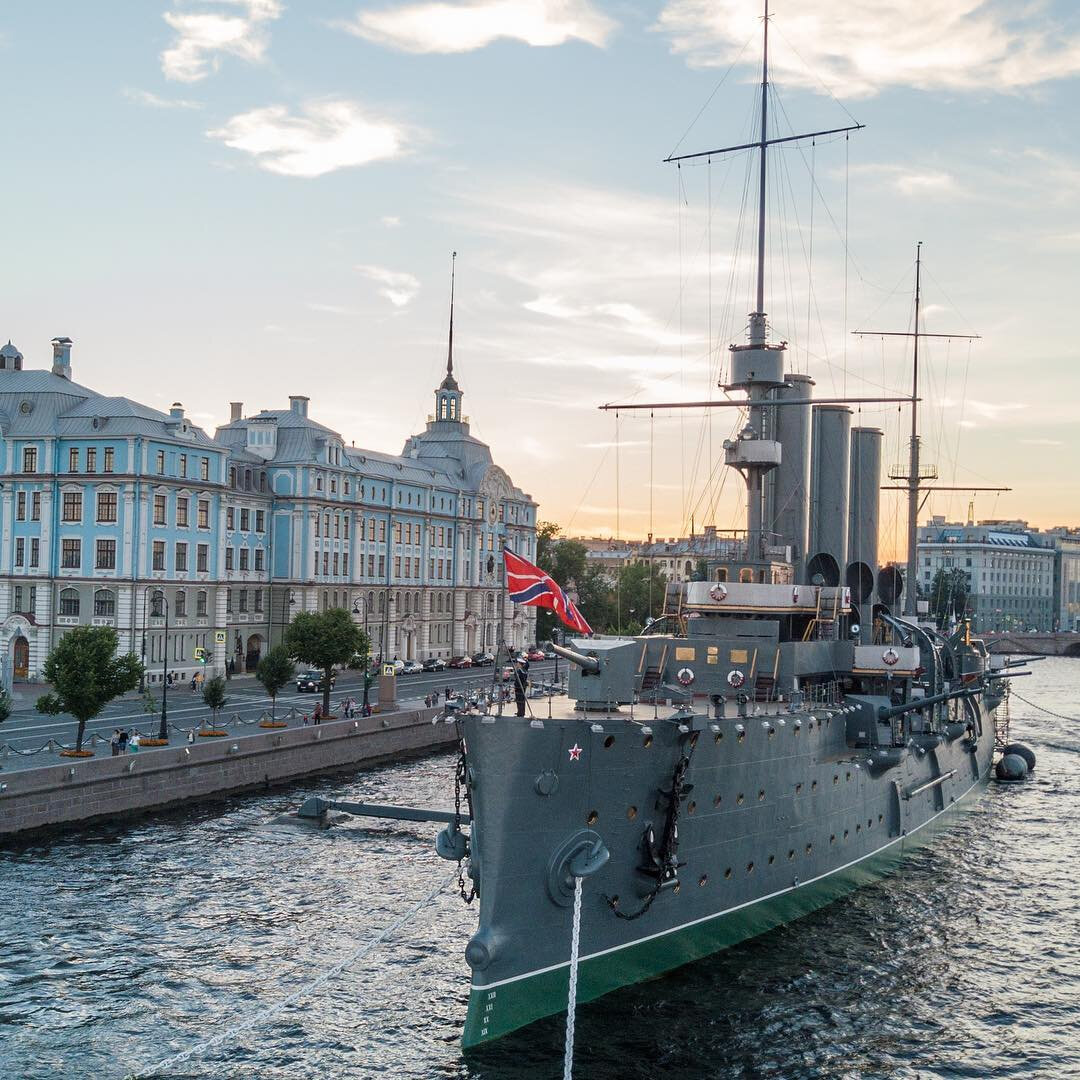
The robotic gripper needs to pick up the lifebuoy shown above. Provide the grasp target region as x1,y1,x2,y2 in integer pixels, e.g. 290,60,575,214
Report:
882,648,900,667
727,669,746,688
677,667,695,686
710,583,728,601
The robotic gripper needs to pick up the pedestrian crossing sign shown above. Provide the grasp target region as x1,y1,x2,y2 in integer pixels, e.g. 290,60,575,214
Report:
214,631,226,644
382,663,395,677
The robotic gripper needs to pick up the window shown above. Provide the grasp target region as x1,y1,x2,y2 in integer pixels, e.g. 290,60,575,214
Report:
254,590,263,613
69,448,79,471
240,508,250,531
394,522,402,543
238,589,248,614
254,549,264,571
96,539,116,569
154,495,167,525
179,453,187,477
175,542,188,572
175,590,187,617
94,589,115,618
156,449,165,474
331,477,337,494
196,590,207,617
256,510,265,532
28,585,36,612
153,541,165,571
239,548,249,571
62,491,82,522
225,548,234,571
333,552,339,575
198,499,209,529
13,586,22,612
97,491,117,522
31,492,40,521
395,556,401,577
59,588,80,617
368,520,375,541
30,538,38,567
86,447,97,473
227,507,235,530
316,476,323,492
378,555,385,577
16,492,25,520
343,516,349,539
103,447,114,473
322,552,329,575
23,447,37,472
62,539,80,569
368,554,375,577
201,458,209,481
176,498,188,527
197,544,208,573
14,538,24,567
226,588,232,614
315,514,320,538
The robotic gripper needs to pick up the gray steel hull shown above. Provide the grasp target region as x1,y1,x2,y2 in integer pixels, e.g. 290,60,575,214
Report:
459,702,996,1047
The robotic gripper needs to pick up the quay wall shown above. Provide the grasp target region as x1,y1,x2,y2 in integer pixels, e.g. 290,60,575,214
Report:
983,632,1080,657
0,708,456,839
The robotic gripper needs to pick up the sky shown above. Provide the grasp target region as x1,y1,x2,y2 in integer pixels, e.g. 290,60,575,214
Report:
2,0,1079,561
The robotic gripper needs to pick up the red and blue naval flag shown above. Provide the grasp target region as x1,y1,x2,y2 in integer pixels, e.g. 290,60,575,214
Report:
503,547,593,635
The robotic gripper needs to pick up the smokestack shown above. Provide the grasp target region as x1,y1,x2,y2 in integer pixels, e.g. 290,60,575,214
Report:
51,337,72,379
230,402,243,422
766,373,813,575
807,405,852,586
847,427,882,604
169,402,184,420
289,395,309,417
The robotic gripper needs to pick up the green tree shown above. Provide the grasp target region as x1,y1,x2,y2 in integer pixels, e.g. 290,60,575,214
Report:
534,524,591,644
36,626,143,753
285,609,369,717
256,646,294,719
929,567,969,629
0,687,11,728
202,675,228,729
614,562,668,632
574,565,617,636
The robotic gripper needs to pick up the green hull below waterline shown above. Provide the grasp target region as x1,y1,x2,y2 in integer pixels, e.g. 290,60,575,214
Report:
462,783,984,1049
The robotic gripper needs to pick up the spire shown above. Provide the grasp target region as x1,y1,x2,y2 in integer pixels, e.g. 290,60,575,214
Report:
435,251,463,421
447,250,456,381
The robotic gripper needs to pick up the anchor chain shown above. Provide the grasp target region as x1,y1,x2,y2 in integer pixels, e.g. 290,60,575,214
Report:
605,732,698,920
453,722,476,905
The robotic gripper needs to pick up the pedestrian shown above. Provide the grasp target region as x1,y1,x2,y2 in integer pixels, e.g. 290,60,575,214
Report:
190,674,198,693
187,728,195,744
361,701,372,717
312,702,322,725
302,713,310,726
118,729,129,754
129,733,141,754
166,672,173,687
513,654,530,718
110,729,120,756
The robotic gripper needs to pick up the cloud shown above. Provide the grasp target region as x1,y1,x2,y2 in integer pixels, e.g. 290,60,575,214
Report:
656,0,1080,97
207,100,410,177
355,264,421,307
162,0,281,83
307,302,359,316
341,0,614,54
380,215,402,227
123,87,202,109
1020,437,1065,446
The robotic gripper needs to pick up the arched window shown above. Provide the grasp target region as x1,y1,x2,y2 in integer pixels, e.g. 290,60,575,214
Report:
377,592,385,614
716,567,729,582
739,567,753,583
404,593,411,614
197,590,208,617
175,590,187,617
436,594,443,613
414,591,420,612
93,589,115,617
59,588,80,617
367,591,375,613
394,591,401,610
685,560,693,578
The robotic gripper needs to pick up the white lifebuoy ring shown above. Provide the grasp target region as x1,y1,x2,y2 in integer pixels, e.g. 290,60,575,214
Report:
677,667,695,686
792,586,800,604
882,648,900,667
710,583,728,602
727,669,746,688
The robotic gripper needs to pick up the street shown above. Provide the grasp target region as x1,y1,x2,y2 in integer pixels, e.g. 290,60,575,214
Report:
0,661,560,757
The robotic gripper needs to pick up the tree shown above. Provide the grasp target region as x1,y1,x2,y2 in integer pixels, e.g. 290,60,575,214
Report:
285,609,369,717
201,675,228,730
574,565,617,636
614,562,668,632
929,567,969,629
256,646,294,719
0,687,11,728
36,626,143,754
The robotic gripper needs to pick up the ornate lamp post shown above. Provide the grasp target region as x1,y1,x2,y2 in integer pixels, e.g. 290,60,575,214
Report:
151,589,170,741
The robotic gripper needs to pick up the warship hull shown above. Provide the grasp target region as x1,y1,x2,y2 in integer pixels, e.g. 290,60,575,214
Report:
460,698,996,1047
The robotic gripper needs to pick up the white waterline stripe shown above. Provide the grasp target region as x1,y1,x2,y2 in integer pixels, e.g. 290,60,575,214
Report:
471,771,986,994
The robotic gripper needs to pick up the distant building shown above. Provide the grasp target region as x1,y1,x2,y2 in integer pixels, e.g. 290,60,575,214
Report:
915,516,1070,632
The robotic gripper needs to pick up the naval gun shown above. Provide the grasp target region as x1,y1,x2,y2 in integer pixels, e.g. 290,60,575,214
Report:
550,638,639,709
876,683,982,723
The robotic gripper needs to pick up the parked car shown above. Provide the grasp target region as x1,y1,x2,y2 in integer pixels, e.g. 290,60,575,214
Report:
296,670,335,693
543,649,556,660
401,660,423,675
448,656,473,669
526,648,546,662
422,657,446,672
471,651,495,666
391,658,405,675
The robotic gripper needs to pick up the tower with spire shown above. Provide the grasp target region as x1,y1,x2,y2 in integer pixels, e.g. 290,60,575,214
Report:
434,251,463,424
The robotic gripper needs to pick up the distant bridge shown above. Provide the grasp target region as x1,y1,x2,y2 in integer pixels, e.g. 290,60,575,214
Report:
982,632,1080,657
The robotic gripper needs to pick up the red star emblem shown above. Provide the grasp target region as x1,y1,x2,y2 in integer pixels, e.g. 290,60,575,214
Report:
568,743,583,761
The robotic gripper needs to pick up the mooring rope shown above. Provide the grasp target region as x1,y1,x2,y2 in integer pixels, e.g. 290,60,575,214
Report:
128,870,455,1079
1010,691,1080,724
562,876,584,1080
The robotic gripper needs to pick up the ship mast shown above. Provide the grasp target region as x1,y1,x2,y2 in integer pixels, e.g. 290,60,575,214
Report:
905,244,923,617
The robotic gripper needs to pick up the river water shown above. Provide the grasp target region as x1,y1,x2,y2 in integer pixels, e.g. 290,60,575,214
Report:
2,657,1079,1080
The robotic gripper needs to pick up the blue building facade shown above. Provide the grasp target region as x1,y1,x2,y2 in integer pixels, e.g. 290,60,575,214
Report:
0,338,536,684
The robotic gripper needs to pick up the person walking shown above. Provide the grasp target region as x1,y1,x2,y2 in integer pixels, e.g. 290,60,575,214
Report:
110,730,121,757
312,702,323,725
513,654,530,718
118,729,129,754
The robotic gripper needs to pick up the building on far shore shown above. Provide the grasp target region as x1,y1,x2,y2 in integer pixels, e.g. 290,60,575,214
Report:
916,516,1080,632
0,336,536,687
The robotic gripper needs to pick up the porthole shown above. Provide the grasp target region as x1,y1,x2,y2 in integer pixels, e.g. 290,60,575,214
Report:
746,861,755,874
737,730,746,743
688,800,697,815
856,823,862,833
699,874,708,887
768,854,775,865
627,805,637,821
604,735,615,749
768,727,775,739
736,793,745,805
587,810,599,826
724,867,732,879
793,725,800,736
757,789,765,802
788,849,795,860
714,731,724,744
713,793,722,808
643,734,653,748
806,843,813,855
795,782,803,794
868,818,873,828
808,720,815,731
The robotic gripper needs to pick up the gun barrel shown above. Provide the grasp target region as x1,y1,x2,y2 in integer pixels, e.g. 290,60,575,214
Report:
550,641,600,674
877,685,981,722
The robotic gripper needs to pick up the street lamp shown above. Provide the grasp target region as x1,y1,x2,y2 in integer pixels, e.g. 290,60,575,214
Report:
151,589,170,741
352,596,372,712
